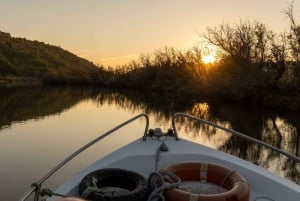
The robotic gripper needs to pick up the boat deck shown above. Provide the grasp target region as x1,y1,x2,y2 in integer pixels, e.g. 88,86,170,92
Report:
50,137,300,201
19,113,300,201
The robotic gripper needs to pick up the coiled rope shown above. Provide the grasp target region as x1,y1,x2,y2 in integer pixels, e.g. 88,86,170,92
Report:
147,170,181,201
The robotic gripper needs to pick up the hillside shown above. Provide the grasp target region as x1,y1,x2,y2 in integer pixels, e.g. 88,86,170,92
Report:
0,31,107,85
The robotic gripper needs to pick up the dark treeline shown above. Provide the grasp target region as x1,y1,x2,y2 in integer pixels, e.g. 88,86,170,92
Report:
106,46,205,99
105,2,300,111
1,2,299,111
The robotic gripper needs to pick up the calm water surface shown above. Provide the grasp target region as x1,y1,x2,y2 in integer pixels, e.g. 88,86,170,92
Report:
0,86,299,201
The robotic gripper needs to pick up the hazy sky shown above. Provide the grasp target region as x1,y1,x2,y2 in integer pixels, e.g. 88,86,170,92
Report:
0,0,299,66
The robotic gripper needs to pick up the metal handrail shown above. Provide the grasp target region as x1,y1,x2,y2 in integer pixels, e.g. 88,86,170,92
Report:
172,112,300,163
19,113,149,201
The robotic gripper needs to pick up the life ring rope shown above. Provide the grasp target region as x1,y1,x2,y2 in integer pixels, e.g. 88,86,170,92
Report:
162,161,250,201
200,163,208,183
147,170,182,201
189,193,198,201
220,170,236,187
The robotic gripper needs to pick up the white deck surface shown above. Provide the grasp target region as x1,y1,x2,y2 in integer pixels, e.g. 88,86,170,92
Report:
49,136,300,201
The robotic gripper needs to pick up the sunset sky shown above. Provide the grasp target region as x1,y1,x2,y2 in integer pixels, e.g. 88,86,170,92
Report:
0,0,299,66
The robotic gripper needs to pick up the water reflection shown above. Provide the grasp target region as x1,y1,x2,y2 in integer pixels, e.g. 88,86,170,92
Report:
93,90,300,184
0,86,99,130
0,86,299,186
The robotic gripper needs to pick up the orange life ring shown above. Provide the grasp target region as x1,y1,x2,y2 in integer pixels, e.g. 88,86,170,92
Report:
162,162,249,201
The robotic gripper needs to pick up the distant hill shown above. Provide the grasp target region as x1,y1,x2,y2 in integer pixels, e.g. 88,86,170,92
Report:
0,31,108,85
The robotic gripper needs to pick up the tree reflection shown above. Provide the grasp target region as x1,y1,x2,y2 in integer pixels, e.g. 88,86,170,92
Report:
167,101,300,184
0,86,99,130
0,86,299,184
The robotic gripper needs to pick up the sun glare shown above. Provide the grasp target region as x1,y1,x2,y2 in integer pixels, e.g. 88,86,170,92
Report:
201,45,217,64
202,54,215,64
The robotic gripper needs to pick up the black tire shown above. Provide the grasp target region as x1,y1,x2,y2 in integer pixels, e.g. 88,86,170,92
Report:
78,168,149,201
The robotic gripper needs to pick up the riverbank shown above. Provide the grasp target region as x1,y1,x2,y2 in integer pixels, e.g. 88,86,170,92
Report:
1,76,300,112
0,76,41,86
2,29,300,112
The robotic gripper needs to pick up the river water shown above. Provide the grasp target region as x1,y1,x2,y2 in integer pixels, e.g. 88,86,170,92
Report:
0,86,299,201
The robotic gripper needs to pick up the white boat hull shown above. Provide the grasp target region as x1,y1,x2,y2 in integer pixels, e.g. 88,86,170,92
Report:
49,137,300,201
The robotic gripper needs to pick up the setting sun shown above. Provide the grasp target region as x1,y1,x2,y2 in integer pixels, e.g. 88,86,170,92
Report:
201,45,217,64
202,54,216,64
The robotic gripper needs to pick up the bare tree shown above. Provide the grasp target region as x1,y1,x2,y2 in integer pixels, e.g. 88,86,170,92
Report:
253,22,274,67
139,53,152,68
285,0,300,62
271,33,288,86
202,21,274,67
284,0,300,87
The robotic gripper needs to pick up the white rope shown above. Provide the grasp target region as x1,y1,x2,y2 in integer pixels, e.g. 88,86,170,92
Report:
147,170,181,201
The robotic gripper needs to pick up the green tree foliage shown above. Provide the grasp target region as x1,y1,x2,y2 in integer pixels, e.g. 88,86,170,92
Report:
0,31,107,84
